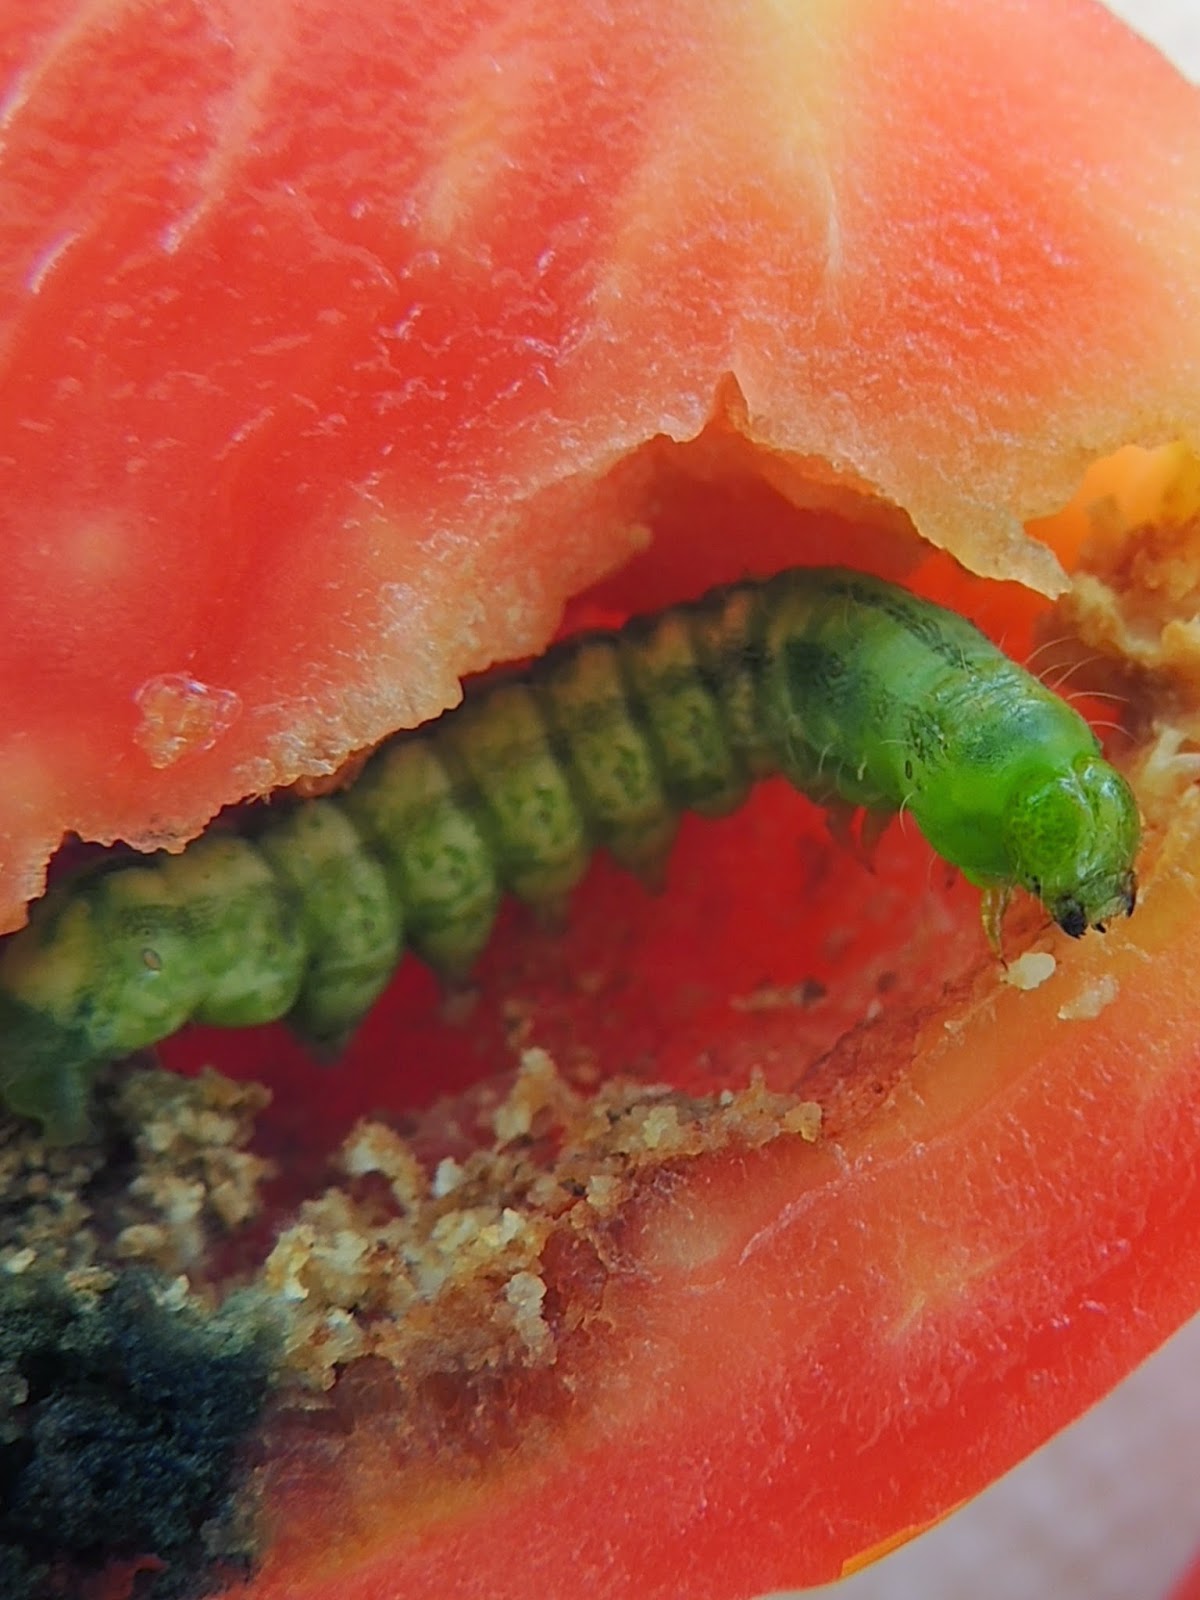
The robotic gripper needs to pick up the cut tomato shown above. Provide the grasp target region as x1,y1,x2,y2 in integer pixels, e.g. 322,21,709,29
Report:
2,0,1200,928
4,3,1200,1599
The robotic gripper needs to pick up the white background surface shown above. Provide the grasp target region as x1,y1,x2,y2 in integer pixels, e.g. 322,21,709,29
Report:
778,6,1200,1600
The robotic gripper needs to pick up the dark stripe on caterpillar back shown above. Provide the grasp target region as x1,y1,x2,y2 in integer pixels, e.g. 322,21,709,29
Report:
0,567,1140,1141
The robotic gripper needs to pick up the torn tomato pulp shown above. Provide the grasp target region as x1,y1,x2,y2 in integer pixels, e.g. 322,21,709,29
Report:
141,446,1200,1600
8,1,1200,1594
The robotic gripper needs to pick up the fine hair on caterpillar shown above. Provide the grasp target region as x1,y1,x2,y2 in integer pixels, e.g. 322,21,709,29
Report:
0,566,1141,1141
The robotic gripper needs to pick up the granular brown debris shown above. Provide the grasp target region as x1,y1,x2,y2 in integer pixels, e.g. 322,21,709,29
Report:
1067,517,1200,710
0,1050,821,1409
1047,446,1200,824
112,1068,274,1273
0,1124,106,1277
264,1048,821,1392
0,1066,273,1282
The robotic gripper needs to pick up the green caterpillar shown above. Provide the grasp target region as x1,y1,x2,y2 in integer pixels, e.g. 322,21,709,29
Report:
0,567,1140,1141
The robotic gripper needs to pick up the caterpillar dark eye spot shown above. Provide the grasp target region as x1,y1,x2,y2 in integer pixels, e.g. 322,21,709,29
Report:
1055,900,1088,939
0,566,1141,1141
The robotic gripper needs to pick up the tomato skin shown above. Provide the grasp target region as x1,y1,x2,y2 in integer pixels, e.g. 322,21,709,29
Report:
3,0,1200,932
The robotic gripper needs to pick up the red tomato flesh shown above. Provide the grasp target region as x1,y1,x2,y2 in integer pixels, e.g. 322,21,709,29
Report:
2,0,1200,929
1172,1551,1200,1600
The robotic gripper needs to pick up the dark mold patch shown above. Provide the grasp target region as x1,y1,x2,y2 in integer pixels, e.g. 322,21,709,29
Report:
0,1270,278,1599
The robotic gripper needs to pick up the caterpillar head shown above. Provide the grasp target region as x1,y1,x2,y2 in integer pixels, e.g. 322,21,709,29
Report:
1004,754,1140,937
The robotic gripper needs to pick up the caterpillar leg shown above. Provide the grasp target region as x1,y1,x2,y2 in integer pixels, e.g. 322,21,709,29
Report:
980,886,1012,962
823,802,890,874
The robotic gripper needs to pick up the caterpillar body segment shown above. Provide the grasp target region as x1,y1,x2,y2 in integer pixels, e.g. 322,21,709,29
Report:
255,803,401,1046
0,568,1141,1141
